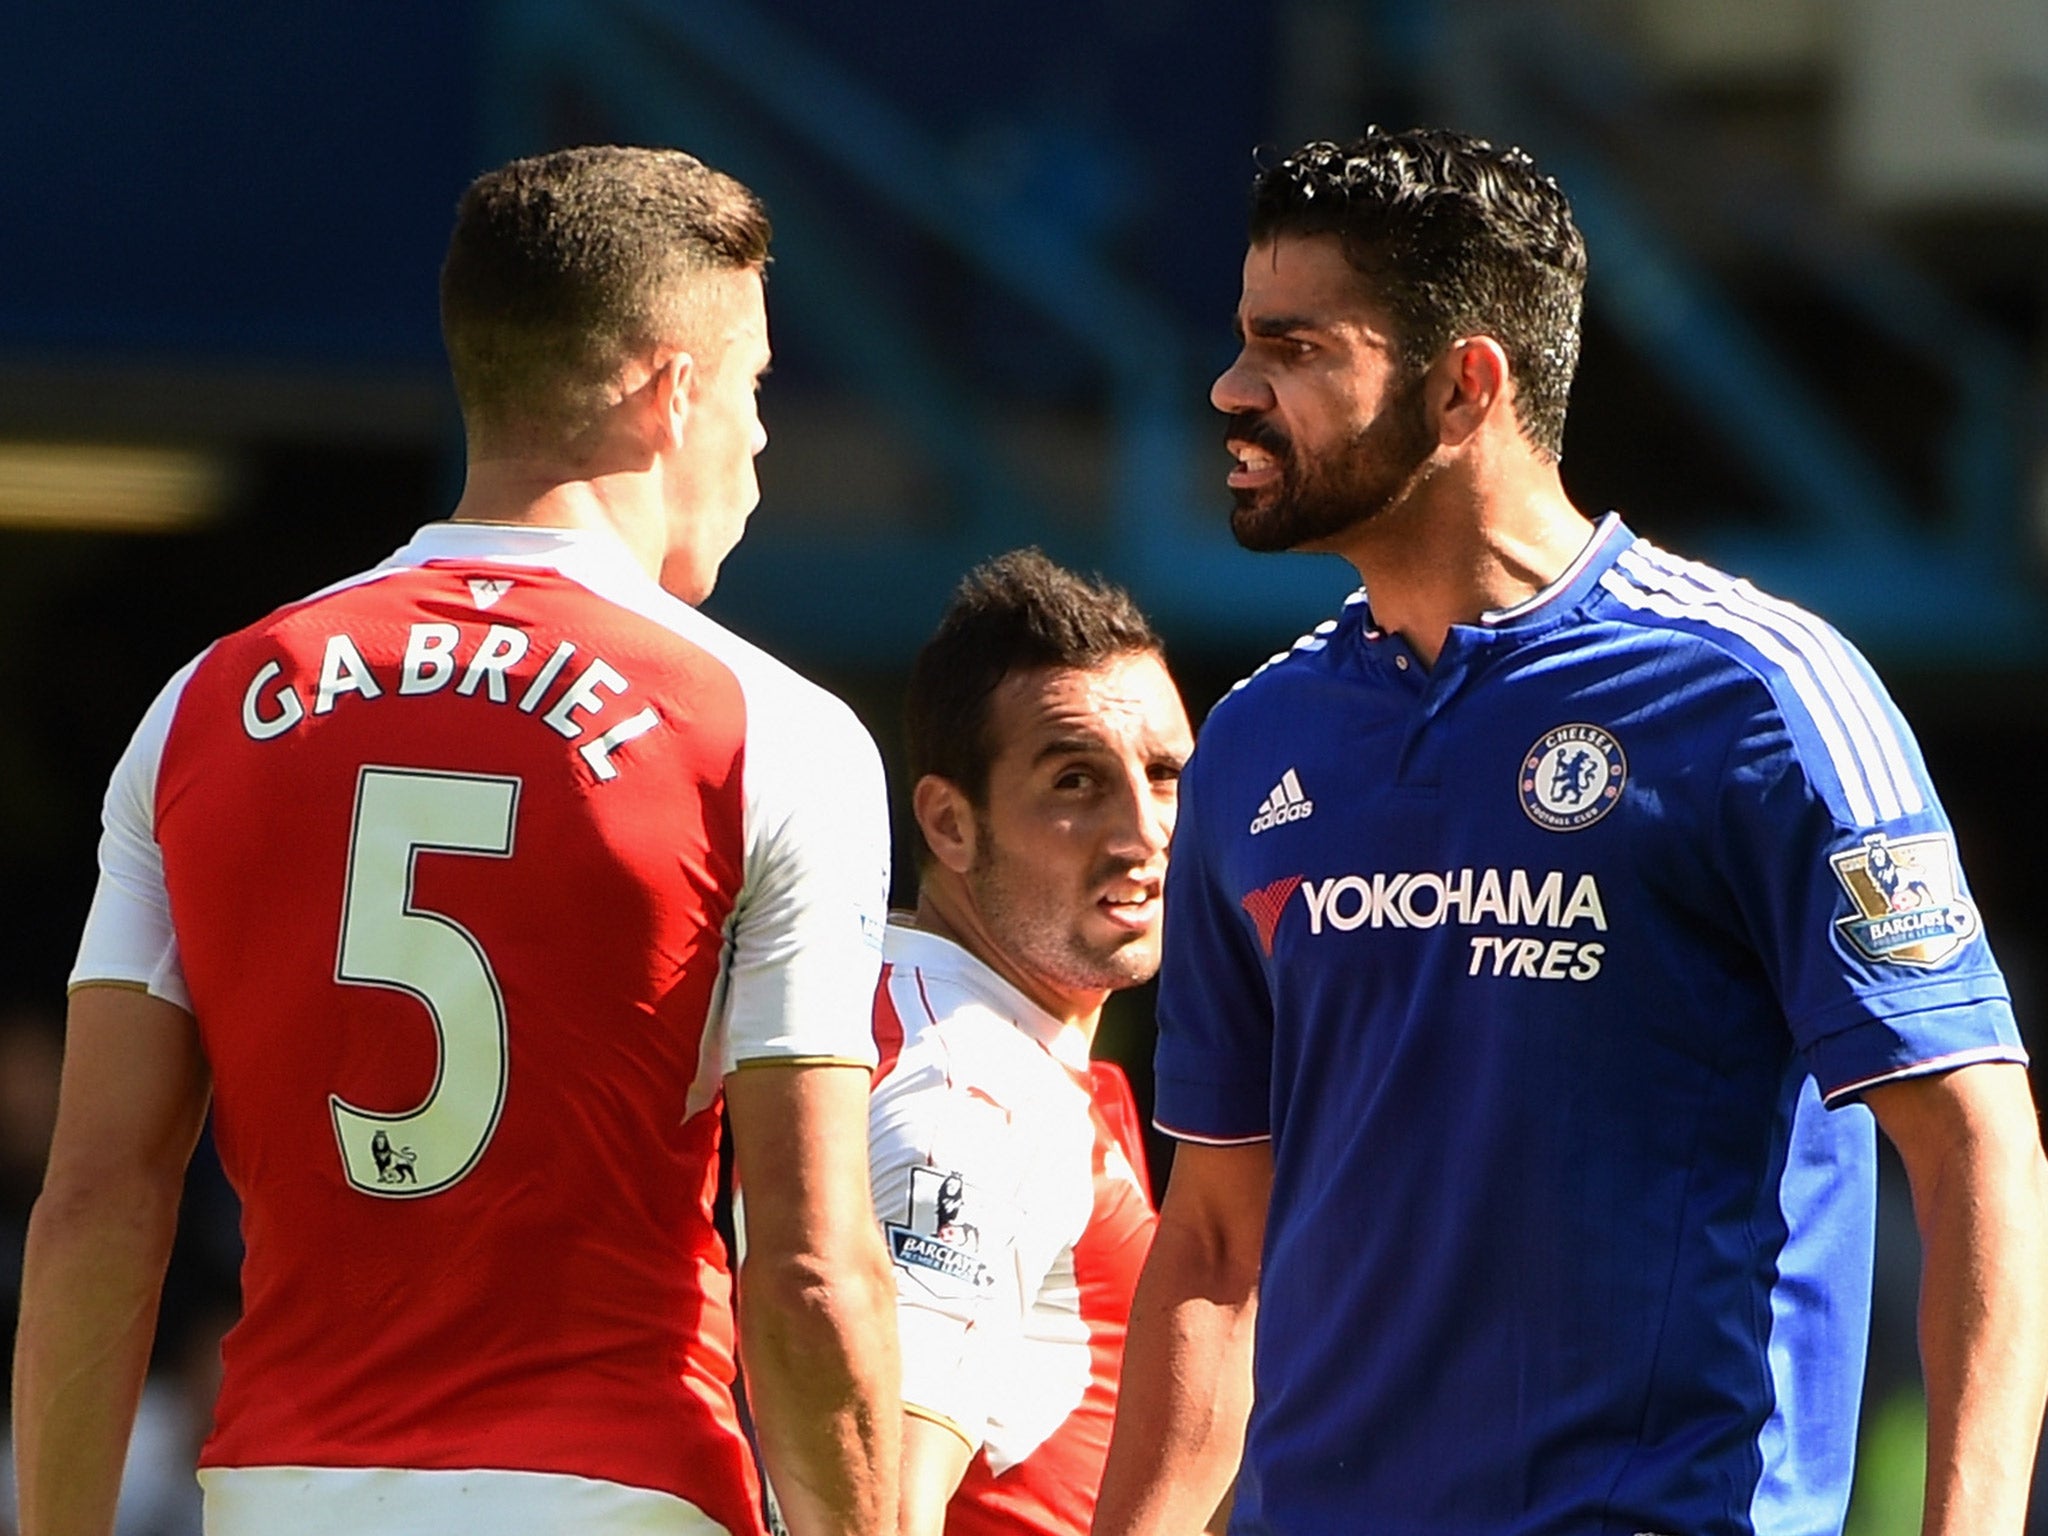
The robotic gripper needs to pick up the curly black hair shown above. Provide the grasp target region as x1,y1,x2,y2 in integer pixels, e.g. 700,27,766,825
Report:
1249,128,1587,460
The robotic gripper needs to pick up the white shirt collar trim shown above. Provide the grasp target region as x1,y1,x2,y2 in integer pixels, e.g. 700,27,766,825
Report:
883,921,1093,1073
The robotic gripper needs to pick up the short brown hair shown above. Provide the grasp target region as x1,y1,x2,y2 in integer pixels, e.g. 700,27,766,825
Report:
439,144,771,452
906,549,1164,835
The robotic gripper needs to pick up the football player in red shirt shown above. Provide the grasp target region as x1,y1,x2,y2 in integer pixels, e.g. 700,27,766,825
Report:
868,551,1199,1535
16,145,900,1536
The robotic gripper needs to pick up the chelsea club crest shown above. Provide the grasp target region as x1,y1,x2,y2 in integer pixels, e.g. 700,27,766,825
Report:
1830,831,1979,967
1520,724,1627,831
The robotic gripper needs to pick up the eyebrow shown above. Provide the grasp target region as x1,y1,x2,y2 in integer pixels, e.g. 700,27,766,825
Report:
1032,735,1109,767
1235,314,1320,343
1030,734,1189,772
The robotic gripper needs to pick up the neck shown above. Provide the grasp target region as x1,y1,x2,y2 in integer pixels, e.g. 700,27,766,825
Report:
909,883,1106,1048
1330,461,1591,668
450,454,667,581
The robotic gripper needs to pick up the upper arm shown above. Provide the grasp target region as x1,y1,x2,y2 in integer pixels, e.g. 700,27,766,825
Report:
1152,748,1277,1143
1703,655,2023,1102
70,659,202,1011
866,1042,1047,1443
1864,1061,2047,1193
1154,1140,1273,1292
726,1061,881,1266
44,985,210,1196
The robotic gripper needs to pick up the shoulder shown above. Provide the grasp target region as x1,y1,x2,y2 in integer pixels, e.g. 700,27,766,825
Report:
1209,592,1366,726
1591,536,1855,682
1189,596,1366,802
883,972,1057,1088
876,936,1081,1111
1591,536,1926,823
589,582,879,760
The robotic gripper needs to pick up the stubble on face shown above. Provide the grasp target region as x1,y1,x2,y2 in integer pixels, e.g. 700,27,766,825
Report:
965,834,1162,1000
1226,365,1438,554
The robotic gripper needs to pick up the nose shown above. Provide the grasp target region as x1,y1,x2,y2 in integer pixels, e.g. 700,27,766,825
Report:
1106,768,1176,867
1211,351,1271,417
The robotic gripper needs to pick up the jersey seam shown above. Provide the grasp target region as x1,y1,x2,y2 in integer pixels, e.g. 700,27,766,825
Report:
902,1401,978,1451
727,1054,874,1071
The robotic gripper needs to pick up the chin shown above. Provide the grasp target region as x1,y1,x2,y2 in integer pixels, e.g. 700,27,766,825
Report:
1078,941,1161,993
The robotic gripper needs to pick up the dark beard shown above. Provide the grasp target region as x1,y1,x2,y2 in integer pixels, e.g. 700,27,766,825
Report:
1227,373,1437,553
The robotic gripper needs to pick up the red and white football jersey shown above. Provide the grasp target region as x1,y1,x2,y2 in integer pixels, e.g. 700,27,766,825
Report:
868,924,1156,1536
71,522,890,1535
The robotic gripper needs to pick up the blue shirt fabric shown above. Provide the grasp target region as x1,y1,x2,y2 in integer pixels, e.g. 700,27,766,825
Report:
1155,516,2024,1536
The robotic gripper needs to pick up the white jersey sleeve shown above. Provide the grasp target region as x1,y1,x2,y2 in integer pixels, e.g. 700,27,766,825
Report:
718,677,890,1071
69,654,204,1010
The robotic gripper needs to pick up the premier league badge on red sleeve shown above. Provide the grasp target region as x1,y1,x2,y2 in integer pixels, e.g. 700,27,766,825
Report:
1829,831,1979,966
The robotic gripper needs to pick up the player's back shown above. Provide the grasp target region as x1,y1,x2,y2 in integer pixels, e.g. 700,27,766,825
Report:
143,530,779,1529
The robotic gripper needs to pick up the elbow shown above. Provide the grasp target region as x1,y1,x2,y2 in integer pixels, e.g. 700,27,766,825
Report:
22,1161,186,1281
30,1160,184,1233
743,1222,897,1351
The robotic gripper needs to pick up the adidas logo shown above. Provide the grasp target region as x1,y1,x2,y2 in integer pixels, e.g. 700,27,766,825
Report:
1249,768,1314,834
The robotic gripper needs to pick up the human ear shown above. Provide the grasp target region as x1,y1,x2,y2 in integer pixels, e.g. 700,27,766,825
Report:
652,351,695,450
912,774,978,875
1435,336,1509,448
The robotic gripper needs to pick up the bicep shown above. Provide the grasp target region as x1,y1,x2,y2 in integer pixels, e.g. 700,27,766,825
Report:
722,708,890,1071
45,985,210,1192
868,1066,1038,1437
726,1061,879,1261
1864,1060,2046,1190
1154,1140,1273,1287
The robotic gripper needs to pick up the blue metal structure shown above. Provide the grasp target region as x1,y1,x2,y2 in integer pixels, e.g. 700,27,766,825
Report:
1442,1,2046,659
480,0,1366,662
477,0,2045,665
2,1,2038,663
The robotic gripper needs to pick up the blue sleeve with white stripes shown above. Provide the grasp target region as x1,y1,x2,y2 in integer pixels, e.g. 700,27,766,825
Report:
1711,633,2022,1105
1153,736,1276,1143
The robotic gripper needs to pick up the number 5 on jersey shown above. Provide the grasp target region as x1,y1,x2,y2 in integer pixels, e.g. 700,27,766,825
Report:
333,767,519,1197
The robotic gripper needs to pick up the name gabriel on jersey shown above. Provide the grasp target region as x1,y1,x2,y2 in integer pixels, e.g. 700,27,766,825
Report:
1242,867,1608,982
238,621,660,783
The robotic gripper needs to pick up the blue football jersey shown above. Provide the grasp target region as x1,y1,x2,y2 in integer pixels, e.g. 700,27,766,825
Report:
1155,516,2024,1536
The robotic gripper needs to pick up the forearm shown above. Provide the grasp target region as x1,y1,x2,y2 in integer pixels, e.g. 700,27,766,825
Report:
1914,1137,2048,1535
13,1169,185,1536
741,1225,903,1536
1092,1219,1257,1536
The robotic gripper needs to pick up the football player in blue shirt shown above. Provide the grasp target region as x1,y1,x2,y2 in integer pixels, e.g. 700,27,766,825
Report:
1091,128,2048,1536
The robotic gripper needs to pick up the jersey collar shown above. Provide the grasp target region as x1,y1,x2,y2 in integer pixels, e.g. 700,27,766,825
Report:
1341,513,1632,651
386,520,655,592
883,921,1093,1074
1477,511,1632,631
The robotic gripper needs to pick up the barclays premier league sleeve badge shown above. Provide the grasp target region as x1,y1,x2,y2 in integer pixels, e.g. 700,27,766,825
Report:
1829,831,1979,966
885,1164,996,1294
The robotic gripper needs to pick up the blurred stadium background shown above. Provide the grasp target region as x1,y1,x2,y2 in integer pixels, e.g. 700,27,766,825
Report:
1,1,2044,1530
